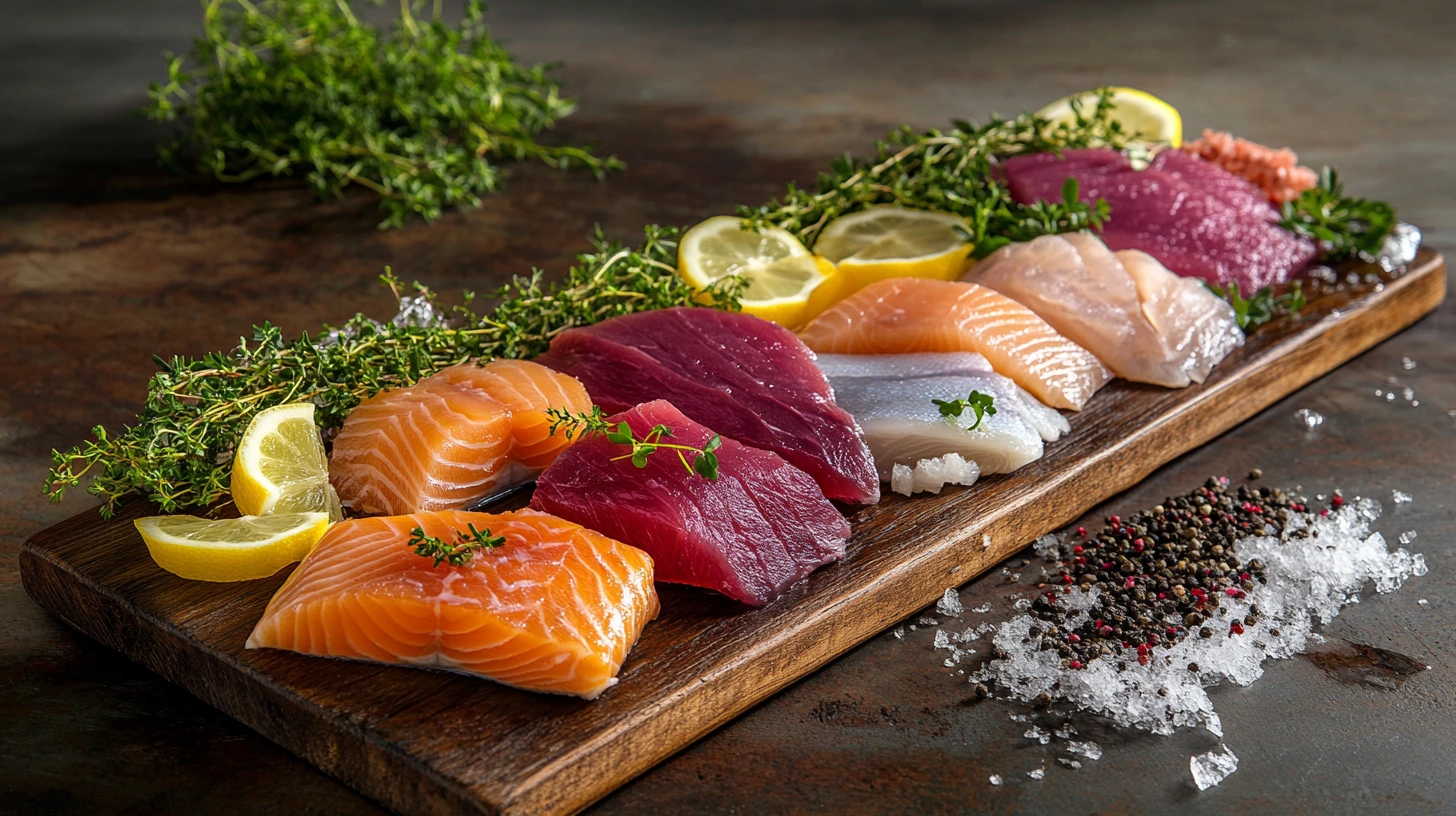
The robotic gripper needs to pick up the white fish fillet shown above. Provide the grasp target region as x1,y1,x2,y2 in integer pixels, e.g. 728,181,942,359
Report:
1116,249,1244,383
817,353,1069,442
966,234,1242,387
819,357,1047,478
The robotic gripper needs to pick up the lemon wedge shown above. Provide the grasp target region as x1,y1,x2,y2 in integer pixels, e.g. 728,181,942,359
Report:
678,216,837,328
811,206,972,303
135,512,330,582
230,403,342,521
1037,87,1182,147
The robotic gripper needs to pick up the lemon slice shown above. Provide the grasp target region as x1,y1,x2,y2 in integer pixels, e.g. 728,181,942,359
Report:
678,216,836,328
811,206,973,302
230,403,342,521
135,512,330,582
1037,87,1182,147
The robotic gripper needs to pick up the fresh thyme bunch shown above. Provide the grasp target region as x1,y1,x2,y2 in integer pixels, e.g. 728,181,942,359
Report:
145,0,620,228
1279,168,1396,262
740,91,1130,258
45,228,741,516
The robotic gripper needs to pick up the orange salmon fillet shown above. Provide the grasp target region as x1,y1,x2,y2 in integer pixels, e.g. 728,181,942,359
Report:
330,359,591,515
798,278,1112,410
245,509,659,699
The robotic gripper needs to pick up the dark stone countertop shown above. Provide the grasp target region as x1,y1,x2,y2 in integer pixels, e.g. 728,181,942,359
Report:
2,1,1452,813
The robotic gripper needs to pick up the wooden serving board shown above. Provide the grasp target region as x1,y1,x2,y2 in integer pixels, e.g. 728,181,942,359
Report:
21,251,1446,815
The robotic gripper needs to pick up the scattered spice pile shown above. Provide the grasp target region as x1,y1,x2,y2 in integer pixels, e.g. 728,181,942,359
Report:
955,476,1427,789
1027,477,1299,671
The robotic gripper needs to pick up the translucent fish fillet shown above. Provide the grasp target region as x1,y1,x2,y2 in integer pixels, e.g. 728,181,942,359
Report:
967,234,1242,387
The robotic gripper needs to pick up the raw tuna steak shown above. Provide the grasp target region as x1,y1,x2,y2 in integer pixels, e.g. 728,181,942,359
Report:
1002,148,1316,291
535,307,879,504
530,400,850,606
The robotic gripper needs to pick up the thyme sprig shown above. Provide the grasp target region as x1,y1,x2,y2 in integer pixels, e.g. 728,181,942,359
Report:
546,407,722,480
45,228,741,516
932,390,997,431
409,523,505,568
1279,168,1396,263
739,89,1128,258
145,0,620,229
1206,280,1307,330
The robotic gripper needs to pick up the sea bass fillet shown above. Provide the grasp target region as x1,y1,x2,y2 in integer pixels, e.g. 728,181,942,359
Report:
817,353,1068,489
246,509,658,699
534,307,879,504
1001,148,1316,291
531,400,850,607
798,278,1112,410
968,234,1242,387
329,359,591,515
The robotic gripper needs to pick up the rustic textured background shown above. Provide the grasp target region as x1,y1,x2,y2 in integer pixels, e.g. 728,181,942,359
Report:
3,0,1452,813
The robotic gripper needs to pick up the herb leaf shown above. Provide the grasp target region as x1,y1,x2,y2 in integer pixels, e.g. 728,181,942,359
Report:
409,523,506,568
544,409,722,481
1206,280,1306,330
145,0,620,230
932,391,998,431
1279,168,1396,262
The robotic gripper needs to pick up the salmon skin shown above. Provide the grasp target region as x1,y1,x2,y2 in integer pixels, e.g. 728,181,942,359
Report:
797,278,1111,410
1001,148,1317,292
329,359,592,516
531,400,851,607
534,307,879,504
245,509,658,699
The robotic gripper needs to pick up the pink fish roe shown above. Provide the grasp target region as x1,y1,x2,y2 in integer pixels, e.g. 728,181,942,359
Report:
1181,129,1319,205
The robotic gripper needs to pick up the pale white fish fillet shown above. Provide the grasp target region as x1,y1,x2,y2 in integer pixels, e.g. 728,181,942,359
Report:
1116,249,1244,384
1014,385,1071,442
966,234,1191,388
816,353,1069,443
825,373,1044,478
891,453,980,497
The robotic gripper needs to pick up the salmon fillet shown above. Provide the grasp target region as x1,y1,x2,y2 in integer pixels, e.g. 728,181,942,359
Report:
797,278,1111,410
330,359,591,515
245,509,659,699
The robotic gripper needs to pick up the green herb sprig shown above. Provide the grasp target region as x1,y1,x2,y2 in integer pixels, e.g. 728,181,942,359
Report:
739,90,1128,259
409,523,505,567
1206,280,1307,330
45,228,741,516
1279,168,1396,263
932,391,997,430
545,407,722,480
145,0,620,229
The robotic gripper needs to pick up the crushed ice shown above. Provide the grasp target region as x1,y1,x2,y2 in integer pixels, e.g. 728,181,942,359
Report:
937,588,964,617
1190,745,1239,790
1293,408,1324,429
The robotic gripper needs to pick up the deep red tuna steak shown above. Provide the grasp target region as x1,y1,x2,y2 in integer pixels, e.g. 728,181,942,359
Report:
534,307,880,505
529,400,851,607
1002,148,1317,292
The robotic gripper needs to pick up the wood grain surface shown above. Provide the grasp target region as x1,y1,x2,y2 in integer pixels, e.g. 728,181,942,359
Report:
19,251,1446,816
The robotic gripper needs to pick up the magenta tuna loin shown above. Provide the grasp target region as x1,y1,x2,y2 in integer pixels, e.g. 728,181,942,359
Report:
530,400,851,606
534,307,880,504
1002,148,1317,292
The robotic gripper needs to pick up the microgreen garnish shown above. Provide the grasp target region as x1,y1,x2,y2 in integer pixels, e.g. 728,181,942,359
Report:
409,523,506,568
1206,280,1307,330
1279,168,1397,263
546,408,722,480
932,391,997,431
144,0,620,229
